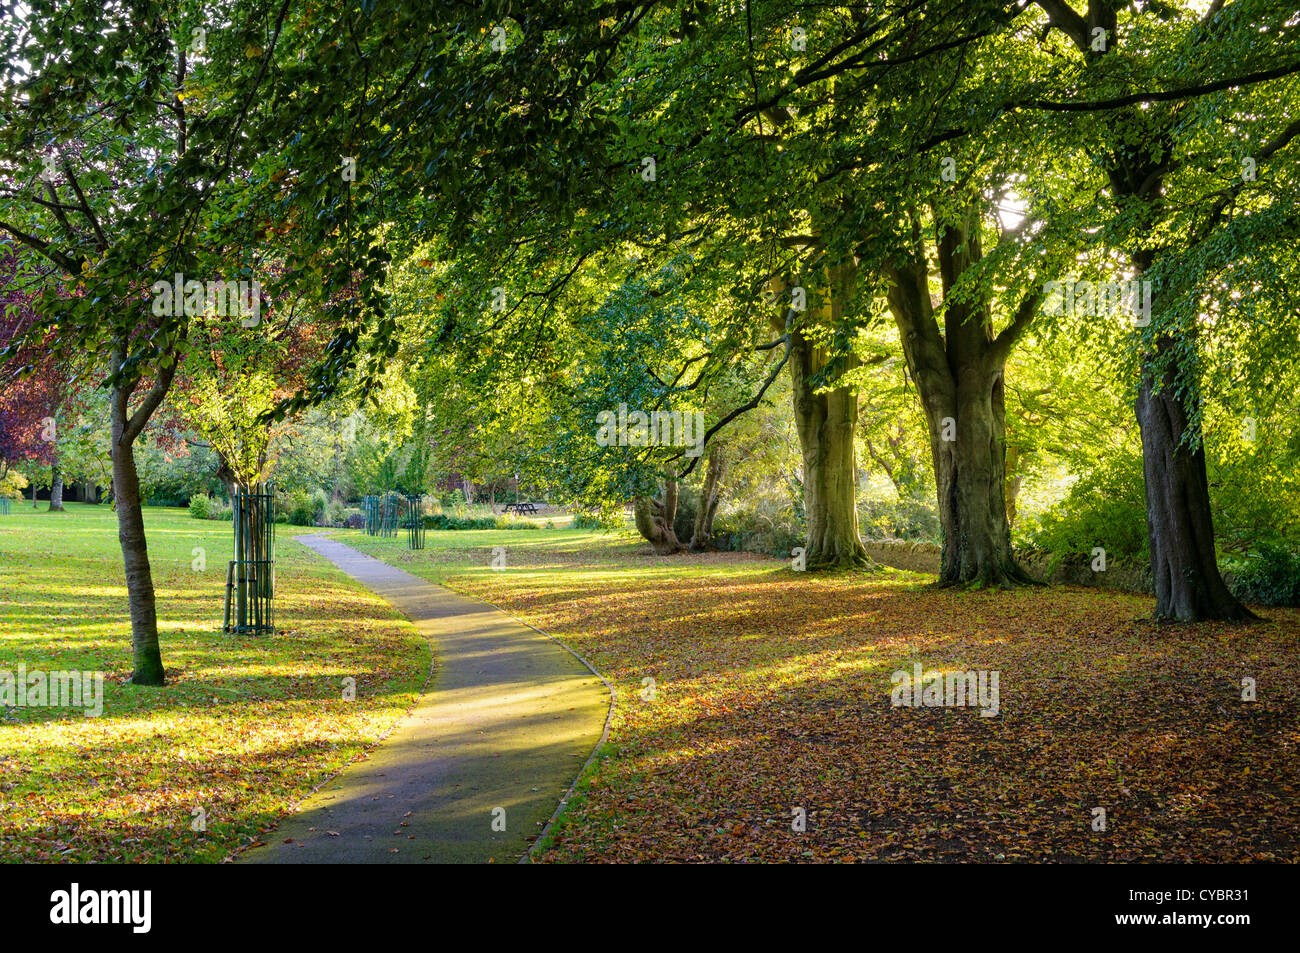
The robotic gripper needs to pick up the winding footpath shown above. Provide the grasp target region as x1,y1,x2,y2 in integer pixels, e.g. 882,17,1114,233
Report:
239,535,609,864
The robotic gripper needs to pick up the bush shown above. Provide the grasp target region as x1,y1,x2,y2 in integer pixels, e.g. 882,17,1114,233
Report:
672,492,698,543
712,500,804,557
209,500,233,521
188,495,211,520
420,512,542,531
286,489,316,526
424,513,496,531
343,512,366,529
1225,542,1300,607
1024,452,1149,562
858,494,940,542
439,488,467,507
311,489,330,525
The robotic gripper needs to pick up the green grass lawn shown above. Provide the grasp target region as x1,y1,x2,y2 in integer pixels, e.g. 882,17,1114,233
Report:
6,509,1298,863
0,503,431,862
336,526,1300,863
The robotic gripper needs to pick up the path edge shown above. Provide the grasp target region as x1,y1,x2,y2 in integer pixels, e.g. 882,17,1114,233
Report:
228,533,439,862
432,579,616,864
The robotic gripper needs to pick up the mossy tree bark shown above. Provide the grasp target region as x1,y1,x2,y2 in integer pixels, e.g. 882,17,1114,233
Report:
771,265,875,571
634,475,684,555
885,207,1038,588
689,443,725,552
1035,2,1254,621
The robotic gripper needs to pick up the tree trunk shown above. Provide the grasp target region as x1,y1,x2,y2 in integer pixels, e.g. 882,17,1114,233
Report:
49,461,65,512
633,476,683,554
884,208,1036,588
689,444,725,553
787,328,873,569
1137,337,1255,621
1029,6,1252,621
109,351,168,686
925,366,1033,587
1005,444,1022,528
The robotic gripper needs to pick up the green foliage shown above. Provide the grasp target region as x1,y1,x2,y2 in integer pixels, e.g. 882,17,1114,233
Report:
134,440,221,505
0,467,28,500
572,510,626,532
422,513,540,532
1023,452,1151,562
712,500,804,558
188,495,211,520
283,489,321,528
1224,543,1300,608
858,496,941,543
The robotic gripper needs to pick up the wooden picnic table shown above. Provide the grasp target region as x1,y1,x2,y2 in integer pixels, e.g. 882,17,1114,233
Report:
504,501,539,515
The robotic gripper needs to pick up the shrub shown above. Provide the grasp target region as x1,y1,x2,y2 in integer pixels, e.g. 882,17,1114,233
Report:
424,513,496,531
421,512,542,531
712,500,804,557
1025,452,1149,562
311,489,331,525
188,495,211,519
858,494,940,542
439,488,467,507
1225,542,1300,607
343,512,366,529
286,489,316,526
672,492,699,543
209,499,233,521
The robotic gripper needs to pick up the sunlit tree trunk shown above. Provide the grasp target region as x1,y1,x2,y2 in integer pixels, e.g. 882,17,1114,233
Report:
108,344,178,686
634,475,683,554
771,267,874,571
689,443,725,552
48,459,65,511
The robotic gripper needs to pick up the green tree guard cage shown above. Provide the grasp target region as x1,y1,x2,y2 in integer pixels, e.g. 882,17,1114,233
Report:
364,494,380,535
223,482,276,636
0,497,9,515
381,490,401,537
405,493,426,550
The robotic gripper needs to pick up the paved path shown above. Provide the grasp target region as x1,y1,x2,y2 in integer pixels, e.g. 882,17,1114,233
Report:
240,535,609,864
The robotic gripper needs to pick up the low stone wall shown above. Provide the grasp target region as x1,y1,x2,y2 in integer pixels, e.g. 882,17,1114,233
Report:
864,539,1154,594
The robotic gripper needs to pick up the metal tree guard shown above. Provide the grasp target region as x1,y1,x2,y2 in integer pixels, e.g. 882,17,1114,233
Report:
223,482,276,636
405,493,426,550
380,491,401,537
364,494,380,535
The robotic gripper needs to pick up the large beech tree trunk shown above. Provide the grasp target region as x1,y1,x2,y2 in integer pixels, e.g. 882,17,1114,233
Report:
1137,336,1254,621
788,329,872,569
770,267,874,571
634,475,684,555
885,209,1037,588
689,444,725,553
1033,4,1252,622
